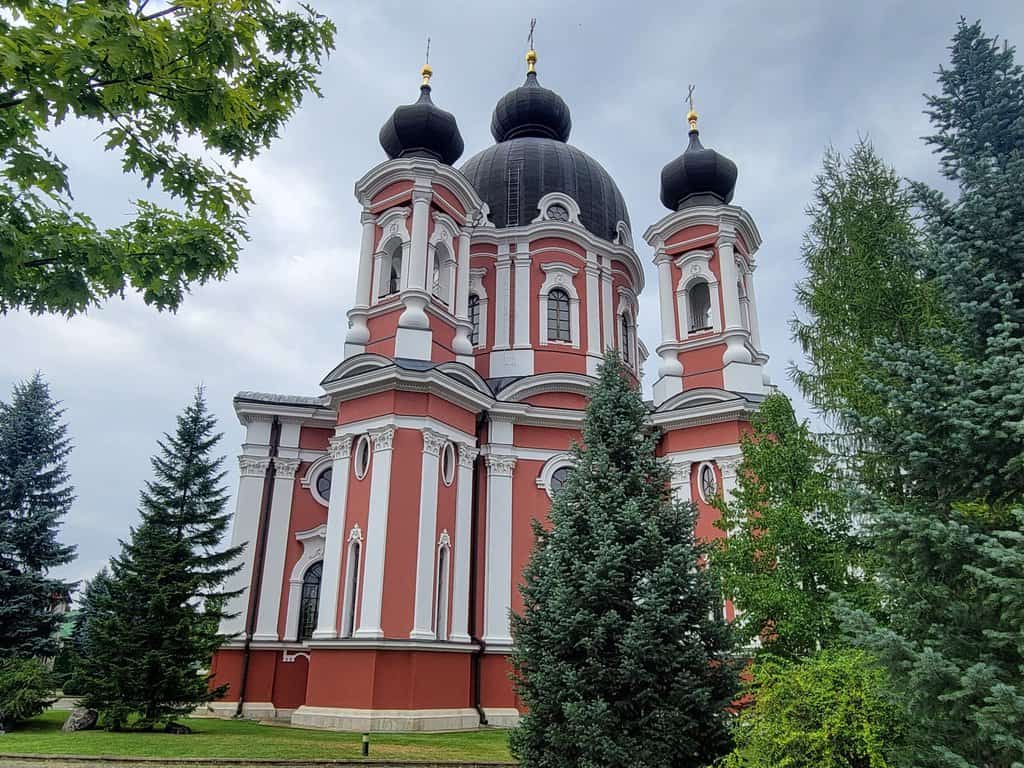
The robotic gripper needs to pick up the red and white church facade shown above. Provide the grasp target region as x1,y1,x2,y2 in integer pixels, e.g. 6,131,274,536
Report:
208,49,770,731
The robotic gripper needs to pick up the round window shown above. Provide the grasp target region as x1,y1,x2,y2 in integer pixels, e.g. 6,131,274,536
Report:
354,435,371,480
549,466,571,497
441,442,456,486
315,467,333,502
698,463,718,502
547,203,570,222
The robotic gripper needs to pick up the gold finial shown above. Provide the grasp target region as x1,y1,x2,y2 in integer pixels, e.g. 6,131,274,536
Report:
686,83,698,131
421,36,432,86
526,18,537,73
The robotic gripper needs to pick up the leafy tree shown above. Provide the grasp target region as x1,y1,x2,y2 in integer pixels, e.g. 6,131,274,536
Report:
721,649,906,768
0,372,76,659
0,657,58,732
75,388,242,729
0,1,336,316
709,393,876,659
840,20,1024,768
511,352,738,768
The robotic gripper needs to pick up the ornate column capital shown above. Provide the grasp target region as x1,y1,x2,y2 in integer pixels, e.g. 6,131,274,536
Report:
411,188,433,205
360,210,377,226
457,443,480,468
275,457,301,480
421,427,447,456
485,453,517,477
717,455,743,480
670,461,692,487
370,425,396,451
238,455,271,478
328,434,353,460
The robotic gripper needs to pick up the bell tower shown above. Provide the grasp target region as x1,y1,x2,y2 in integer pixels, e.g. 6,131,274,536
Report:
645,103,768,405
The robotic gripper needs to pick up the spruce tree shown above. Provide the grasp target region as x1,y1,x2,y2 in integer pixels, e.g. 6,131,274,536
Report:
839,20,1024,767
709,393,878,659
76,388,242,729
511,352,737,768
0,372,76,659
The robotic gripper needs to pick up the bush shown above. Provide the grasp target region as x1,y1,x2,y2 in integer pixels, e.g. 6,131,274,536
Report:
0,657,57,730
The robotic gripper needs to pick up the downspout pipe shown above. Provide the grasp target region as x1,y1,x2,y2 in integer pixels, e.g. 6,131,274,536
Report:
235,416,281,717
468,411,488,726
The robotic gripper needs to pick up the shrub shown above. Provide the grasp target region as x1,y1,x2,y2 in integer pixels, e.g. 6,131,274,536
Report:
0,657,57,730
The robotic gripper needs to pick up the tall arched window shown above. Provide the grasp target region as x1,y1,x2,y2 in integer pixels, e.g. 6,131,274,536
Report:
297,561,322,641
434,543,451,641
688,281,712,332
340,540,361,638
620,312,633,364
738,278,751,331
388,250,403,295
468,293,481,346
547,288,571,342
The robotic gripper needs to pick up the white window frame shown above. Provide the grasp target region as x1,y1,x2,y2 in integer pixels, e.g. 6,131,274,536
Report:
674,250,721,340
469,267,489,348
696,461,719,503
434,530,452,641
536,453,575,500
353,434,372,480
372,207,411,303
340,524,363,639
538,262,581,349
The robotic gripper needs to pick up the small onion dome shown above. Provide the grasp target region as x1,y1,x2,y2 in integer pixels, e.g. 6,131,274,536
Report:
379,64,464,165
490,51,572,143
659,111,737,211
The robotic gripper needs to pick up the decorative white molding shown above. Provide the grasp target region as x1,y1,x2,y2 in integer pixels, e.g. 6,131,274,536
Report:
485,454,517,477
283,524,327,642
538,262,581,349
674,249,722,339
239,456,271,478
457,443,479,468
468,267,489,349
347,523,363,543
532,191,582,226
275,458,300,480
281,649,310,663
438,529,451,548
421,427,447,456
535,453,575,499
328,435,353,460
369,425,395,451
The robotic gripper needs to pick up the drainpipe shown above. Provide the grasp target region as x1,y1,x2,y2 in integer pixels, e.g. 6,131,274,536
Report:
235,416,281,717
468,411,488,726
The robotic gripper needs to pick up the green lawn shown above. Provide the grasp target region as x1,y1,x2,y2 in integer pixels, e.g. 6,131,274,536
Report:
0,710,514,762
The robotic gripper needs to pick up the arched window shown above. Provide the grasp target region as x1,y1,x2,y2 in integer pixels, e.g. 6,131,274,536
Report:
547,288,571,342
688,281,712,332
315,467,332,504
468,294,481,346
620,312,633,364
738,278,751,331
434,543,451,641
340,540,361,638
388,250,402,295
550,466,571,497
297,561,322,641
431,243,453,307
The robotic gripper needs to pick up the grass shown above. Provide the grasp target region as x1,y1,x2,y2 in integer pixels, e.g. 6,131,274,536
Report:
0,710,514,762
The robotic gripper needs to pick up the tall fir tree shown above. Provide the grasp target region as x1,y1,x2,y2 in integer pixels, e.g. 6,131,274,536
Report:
709,393,878,659
75,388,242,729
839,20,1024,767
511,352,737,768
0,372,76,659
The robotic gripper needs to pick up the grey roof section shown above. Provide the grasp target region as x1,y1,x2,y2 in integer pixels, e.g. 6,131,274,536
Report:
235,391,330,407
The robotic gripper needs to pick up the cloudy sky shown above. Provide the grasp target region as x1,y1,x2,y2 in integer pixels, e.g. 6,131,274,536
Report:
3,0,1022,590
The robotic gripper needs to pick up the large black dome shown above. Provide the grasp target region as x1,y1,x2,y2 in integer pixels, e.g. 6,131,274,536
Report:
660,127,737,211
379,76,464,166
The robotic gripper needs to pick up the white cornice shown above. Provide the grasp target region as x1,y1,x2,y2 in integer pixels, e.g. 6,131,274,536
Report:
643,204,762,258
321,362,494,413
354,158,485,225
233,396,334,428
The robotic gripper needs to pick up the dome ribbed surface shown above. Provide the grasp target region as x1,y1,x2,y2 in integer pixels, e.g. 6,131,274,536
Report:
460,137,630,242
490,72,572,142
659,129,738,211
379,85,464,165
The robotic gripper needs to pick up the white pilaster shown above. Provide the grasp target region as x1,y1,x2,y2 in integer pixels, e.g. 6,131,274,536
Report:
252,457,300,641
670,461,692,503
452,230,474,363
313,435,353,640
219,456,270,638
411,428,446,640
483,454,516,646
584,254,602,376
600,258,614,351
513,248,532,349
654,248,684,406
718,455,743,504
494,246,512,350
450,443,478,643
345,211,377,356
355,426,396,639
396,187,433,359
744,268,763,351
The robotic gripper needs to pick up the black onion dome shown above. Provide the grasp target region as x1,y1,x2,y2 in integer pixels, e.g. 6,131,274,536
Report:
659,128,738,211
491,71,572,142
379,84,464,165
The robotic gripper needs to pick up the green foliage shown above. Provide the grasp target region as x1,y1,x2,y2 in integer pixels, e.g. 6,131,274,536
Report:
74,388,243,730
790,139,947,441
511,352,738,768
0,657,58,731
709,393,876,659
0,0,336,315
835,19,1024,768
0,372,76,659
720,649,906,768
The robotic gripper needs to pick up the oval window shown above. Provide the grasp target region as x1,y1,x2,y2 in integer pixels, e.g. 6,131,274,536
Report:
354,435,372,480
441,442,456,486
698,462,718,502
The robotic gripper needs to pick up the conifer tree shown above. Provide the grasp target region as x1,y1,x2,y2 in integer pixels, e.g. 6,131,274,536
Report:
76,388,242,729
839,20,1024,767
511,352,737,768
709,393,877,659
0,372,75,659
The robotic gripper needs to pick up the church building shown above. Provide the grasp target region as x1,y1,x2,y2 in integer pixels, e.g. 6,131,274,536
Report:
208,43,769,731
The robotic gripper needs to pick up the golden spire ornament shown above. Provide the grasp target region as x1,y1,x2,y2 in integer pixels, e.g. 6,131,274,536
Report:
686,83,698,131
526,17,537,74
421,36,432,86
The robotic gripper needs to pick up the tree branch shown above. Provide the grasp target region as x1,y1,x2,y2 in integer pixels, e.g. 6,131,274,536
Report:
139,5,182,21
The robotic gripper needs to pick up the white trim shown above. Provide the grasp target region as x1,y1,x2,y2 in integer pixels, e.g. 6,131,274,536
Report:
675,249,721,338
302,457,334,508
450,443,477,643
494,247,512,349
411,428,445,640
535,453,575,499
643,203,762,259
532,191,582,226
483,454,516,645
339,525,363,639
283,525,327,642
355,426,395,639
353,434,371,480
469,267,489,349
313,435,354,640
440,441,456,486
434,531,452,641
291,706,483,733
538,262,581,349
696,461,719,503
329,414,475,446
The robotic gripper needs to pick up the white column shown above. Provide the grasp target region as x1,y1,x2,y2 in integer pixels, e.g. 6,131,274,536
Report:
312,435,353,640
744,269,763,351
219,456,270,638
407,188,431,292
600,258,614,351
513,248,531,348
395,187,432,359
452,230,474,361
355,426,396,639
252,457,300,641
483,453,516,646
450,443,478,643
411,428,446,640
670,461,692,503
718,455,743,504
494,247,512,349
584,254,602,376
344,212,376,356
718,235,743,332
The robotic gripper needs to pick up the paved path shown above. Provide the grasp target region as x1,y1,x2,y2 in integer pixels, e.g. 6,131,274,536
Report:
1,758,514,768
